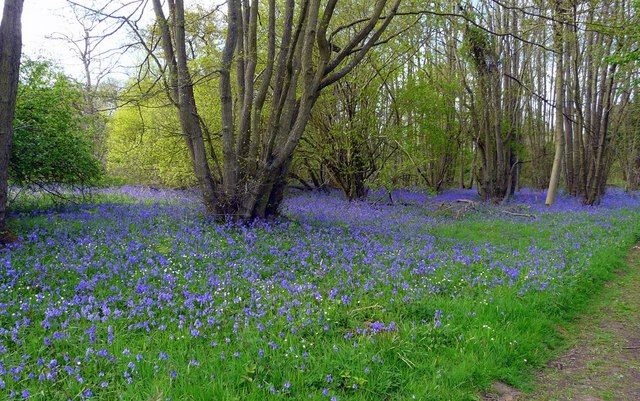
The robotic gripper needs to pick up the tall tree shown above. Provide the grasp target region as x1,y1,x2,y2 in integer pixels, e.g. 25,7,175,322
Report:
50,1,122,165
545,0,566,206
149,0,401,220
298,54,400,200
0,0,24,242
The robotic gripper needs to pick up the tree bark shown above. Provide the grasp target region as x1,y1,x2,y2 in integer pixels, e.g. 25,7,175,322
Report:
0,0,24,241
152,0,218,214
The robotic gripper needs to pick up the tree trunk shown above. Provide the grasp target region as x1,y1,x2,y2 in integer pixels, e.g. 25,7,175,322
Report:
545,0,565,206
152,0,218,214
213,0,400,220
0,0,24,242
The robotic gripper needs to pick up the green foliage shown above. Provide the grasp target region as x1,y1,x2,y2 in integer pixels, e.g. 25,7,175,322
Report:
299,71,391,199
106,72,221,188
106,96,195,188
604,0,640,69
378,70,466,192
12,59,103,187
398,73,460,149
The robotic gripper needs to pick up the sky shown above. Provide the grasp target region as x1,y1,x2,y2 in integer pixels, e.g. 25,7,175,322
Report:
4,0,220,82
17,0,96,78
2,0,151,81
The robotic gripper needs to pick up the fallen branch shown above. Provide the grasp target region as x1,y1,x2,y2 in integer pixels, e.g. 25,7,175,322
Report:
455,199,478,205
501,210,536,218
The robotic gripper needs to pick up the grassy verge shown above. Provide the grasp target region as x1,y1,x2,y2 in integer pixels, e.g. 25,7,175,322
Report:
520,246,640,400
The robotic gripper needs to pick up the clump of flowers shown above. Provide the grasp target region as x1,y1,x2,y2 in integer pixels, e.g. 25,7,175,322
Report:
354,321,397,336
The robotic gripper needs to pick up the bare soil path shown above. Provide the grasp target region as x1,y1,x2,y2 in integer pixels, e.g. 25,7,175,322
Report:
485,245,640,401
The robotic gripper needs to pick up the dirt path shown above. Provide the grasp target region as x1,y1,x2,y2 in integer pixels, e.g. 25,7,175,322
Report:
486,245,640,401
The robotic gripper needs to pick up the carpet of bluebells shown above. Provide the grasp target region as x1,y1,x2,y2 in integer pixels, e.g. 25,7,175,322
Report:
2,187,640,400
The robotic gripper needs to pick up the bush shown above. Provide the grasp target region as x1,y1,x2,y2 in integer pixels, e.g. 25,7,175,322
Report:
12,59,102,188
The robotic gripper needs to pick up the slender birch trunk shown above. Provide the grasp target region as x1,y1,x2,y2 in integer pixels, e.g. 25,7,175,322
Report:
546,0,565,206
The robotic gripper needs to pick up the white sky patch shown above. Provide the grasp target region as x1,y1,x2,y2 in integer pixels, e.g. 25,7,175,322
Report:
5,0,223,82
17,0,87,77
4,0,149,81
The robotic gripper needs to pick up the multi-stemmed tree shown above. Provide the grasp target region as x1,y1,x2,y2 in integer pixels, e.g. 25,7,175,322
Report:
150,0,401,220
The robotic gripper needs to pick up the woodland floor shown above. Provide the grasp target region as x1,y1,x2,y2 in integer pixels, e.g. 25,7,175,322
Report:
6,188,640,400
485,245,640,401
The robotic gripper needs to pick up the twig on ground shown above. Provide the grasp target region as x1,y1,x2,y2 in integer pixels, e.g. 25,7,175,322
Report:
501,210,537,218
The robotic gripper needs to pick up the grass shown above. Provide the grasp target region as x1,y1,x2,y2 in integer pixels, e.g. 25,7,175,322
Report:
1,190,639,400
8,189,137,214
432,218,557,249
521,244,640,400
